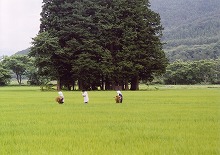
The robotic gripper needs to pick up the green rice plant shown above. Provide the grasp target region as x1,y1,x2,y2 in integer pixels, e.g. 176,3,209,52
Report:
0,86,219,155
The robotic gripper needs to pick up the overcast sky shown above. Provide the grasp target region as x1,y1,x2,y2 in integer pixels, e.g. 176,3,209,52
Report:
0,0,42,56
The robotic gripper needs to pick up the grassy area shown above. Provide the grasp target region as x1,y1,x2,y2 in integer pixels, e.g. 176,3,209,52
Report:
0,86,219,154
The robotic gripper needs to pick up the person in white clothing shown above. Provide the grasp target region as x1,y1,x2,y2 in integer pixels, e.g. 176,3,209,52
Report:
82,90,89,104
58,91,64,103
116,90,123,103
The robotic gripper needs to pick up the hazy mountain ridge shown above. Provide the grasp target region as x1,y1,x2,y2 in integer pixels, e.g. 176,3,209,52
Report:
150,0,220,29
150,0,220,61
14,48,30,55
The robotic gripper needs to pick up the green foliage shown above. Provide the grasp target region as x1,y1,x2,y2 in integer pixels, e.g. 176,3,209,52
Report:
0,64,11,85
0,86,219,154
30,31,62,81
30,0,167,90
2,55,31,85
25,58,41,85
164,59,220,84
150,0,220,61
165,41,220,62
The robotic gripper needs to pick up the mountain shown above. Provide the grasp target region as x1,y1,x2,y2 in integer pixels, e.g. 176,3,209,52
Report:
150,0,220,62
14,48,30,55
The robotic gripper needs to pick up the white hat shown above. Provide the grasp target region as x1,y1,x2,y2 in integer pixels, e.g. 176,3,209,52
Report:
117,90,122,94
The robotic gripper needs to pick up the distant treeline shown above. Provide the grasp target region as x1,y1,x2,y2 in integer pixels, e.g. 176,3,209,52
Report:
1,55,219,86
163,59,220,85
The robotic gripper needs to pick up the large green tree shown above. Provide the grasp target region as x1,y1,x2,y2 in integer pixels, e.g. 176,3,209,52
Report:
30,31,65,89
31,0,167,90
2,55,30,85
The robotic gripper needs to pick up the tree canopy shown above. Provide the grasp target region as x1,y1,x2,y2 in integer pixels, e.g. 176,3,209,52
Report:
30,0,167,90
0,64,11,86
2,55,31,85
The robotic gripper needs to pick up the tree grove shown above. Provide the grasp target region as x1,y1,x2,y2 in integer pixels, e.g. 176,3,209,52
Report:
30,0,168,90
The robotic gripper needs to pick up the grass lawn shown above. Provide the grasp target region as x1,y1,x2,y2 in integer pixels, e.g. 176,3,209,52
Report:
0,86,219,155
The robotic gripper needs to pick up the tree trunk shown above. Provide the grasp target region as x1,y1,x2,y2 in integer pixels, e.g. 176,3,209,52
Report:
57,78,61,90
124,80,129,90
105,77,111,90
112,83,116,90
16,74,21,85
19,75,22,85
72,81,75,90
100,75,104,90
130,75,139,90
67,84,71,91
78,80,83,90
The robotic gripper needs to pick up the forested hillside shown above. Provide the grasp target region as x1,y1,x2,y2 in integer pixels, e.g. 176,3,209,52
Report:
150,0,220,62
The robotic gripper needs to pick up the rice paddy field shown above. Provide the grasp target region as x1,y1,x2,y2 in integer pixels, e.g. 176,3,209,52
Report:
0,85,219,155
